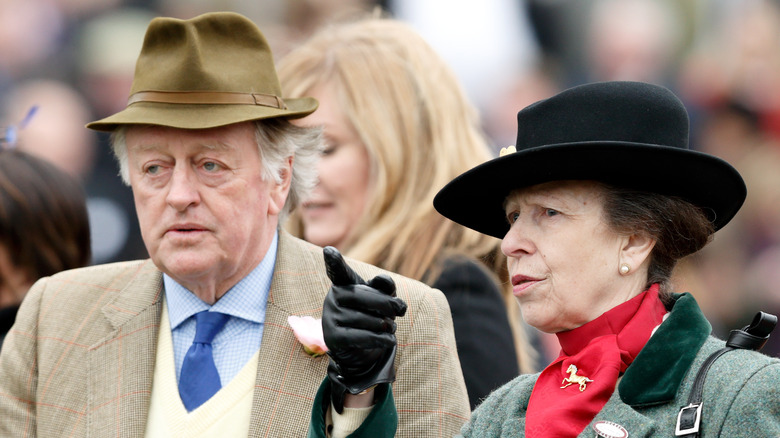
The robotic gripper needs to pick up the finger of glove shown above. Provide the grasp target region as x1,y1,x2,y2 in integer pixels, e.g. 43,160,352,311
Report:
366,274,395,296
324,326,397,352
324,246,365,286
322,310,397,350
324,309,397,334
367,275,407,317
331,284,407,318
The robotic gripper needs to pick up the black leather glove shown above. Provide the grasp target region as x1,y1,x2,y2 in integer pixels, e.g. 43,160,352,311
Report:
322,246,408,413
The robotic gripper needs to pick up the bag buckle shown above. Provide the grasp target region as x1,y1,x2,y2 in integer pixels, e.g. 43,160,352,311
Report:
675,403,702,436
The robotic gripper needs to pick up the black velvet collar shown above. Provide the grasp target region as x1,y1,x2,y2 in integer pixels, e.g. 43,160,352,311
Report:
618,293,711,406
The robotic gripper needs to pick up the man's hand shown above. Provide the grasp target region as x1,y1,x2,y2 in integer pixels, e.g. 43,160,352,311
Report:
322,246,407,413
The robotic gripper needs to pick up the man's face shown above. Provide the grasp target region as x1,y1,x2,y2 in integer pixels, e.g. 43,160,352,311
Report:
125,122,289,300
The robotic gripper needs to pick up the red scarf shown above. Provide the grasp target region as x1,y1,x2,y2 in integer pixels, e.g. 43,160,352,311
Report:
525,285,667,437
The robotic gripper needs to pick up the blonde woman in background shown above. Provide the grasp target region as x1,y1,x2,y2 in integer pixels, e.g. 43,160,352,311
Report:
278,15,536,409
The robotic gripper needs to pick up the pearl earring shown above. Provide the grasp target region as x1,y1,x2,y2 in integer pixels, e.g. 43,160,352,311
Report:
619,263,631,275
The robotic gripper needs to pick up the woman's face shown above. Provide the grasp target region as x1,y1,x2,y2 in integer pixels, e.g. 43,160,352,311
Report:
501,180,632,333
295,84,371,249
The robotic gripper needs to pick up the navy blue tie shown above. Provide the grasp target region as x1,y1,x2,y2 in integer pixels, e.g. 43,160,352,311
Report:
179,311,230,411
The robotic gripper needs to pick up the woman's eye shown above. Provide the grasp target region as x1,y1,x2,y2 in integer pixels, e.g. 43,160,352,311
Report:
321,142,338,156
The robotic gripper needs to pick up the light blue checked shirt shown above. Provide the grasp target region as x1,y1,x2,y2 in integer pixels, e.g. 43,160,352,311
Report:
164,231,277,386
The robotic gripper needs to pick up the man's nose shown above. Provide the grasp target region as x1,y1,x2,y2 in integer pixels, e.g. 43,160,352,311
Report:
166,165,200,211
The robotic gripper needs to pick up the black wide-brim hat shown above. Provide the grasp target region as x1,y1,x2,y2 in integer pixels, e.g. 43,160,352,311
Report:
434,81,747,239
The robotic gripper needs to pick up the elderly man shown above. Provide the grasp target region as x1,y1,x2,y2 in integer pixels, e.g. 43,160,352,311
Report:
0,12,469,437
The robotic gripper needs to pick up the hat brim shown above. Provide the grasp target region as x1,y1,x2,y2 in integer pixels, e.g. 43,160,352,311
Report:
85,96,318,132
434,141,747,239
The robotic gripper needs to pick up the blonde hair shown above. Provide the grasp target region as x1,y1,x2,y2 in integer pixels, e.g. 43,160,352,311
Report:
278,16,535,372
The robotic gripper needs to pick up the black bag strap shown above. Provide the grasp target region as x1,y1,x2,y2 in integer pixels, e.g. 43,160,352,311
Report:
675,311,777,437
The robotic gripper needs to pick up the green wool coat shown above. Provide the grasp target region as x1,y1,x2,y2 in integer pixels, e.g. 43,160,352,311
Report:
311,293,780,437
460,293,780,437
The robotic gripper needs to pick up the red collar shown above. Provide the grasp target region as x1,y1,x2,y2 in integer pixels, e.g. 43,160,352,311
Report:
526,285,667,437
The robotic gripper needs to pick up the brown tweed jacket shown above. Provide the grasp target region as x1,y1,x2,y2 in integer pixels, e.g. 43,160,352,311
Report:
0,231,470,437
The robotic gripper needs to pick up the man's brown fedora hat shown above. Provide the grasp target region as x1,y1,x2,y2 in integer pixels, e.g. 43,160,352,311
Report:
434,81,747,239
87,12,317,131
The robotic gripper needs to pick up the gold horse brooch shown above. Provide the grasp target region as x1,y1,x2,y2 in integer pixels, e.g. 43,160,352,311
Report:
561,364,594,392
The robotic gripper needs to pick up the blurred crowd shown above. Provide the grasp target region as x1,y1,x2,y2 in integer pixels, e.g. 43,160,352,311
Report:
2,0,780,360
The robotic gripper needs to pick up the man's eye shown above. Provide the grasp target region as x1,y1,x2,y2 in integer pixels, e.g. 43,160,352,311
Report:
506,211,520,224
545,208,559,217
146,165,160,174
203,161,220,172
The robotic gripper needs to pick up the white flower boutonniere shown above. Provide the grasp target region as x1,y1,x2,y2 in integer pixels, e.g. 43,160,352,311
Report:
288,315,329,357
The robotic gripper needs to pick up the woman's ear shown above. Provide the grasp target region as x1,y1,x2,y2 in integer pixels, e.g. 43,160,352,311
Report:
619,232,656,273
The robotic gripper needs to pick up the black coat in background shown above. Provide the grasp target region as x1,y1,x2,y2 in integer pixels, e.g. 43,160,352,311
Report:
434,257,520,409
0,305,18,351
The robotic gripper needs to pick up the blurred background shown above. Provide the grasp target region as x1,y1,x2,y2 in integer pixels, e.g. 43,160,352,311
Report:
2,0,780,359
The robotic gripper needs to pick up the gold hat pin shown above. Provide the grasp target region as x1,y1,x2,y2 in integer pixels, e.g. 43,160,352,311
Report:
499,145,517,157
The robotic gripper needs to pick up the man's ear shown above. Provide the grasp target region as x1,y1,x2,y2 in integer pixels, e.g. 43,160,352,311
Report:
269,156,293,216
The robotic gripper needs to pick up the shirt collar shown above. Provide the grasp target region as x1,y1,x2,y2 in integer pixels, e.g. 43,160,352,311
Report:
164,231,278,330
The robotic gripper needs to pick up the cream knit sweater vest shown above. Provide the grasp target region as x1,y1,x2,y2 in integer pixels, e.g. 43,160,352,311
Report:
145,303,259,437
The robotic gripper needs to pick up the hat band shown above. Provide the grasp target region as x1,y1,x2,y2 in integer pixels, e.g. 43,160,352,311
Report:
127,90,288,109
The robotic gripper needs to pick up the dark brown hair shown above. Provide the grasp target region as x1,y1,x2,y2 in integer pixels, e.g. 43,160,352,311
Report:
601,183,714,304
0,150,91,282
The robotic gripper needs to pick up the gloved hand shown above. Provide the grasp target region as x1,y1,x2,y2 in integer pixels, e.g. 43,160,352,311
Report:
322,246,408,413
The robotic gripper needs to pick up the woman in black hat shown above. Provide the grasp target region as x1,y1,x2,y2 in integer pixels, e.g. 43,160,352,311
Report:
310,81,780,437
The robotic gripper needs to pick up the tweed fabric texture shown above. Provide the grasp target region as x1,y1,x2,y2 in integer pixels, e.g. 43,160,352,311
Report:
0,231,470,437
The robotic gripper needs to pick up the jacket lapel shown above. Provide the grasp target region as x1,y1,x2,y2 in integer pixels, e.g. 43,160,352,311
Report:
248,231,332,436
88,260,164,437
